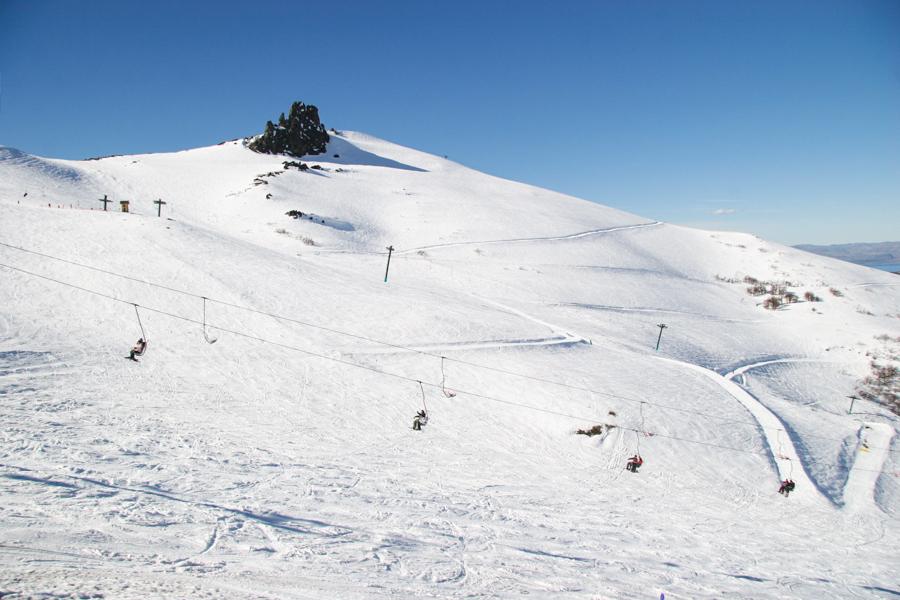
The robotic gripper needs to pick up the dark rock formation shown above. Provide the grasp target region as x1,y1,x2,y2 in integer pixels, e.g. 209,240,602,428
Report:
249,102,330,157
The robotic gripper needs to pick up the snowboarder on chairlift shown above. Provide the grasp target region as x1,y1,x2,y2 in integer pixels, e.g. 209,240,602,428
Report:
412,410,428,431
626,454,643,473
778,479,795,496
128,338,147,361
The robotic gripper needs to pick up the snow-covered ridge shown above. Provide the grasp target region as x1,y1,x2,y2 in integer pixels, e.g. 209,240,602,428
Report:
0,145,83,182
0,133,897,599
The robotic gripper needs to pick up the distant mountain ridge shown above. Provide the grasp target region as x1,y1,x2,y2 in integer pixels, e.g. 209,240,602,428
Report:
795,241,900,268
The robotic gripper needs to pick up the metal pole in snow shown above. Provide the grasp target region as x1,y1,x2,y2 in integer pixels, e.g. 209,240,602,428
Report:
655,323,668,351
384,245,394,282
154,198,167,217
848,395,858,415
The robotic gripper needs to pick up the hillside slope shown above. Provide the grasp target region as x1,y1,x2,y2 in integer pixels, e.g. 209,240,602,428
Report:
1,135,898,599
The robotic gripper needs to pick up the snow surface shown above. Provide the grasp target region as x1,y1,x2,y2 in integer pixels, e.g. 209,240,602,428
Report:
0,134,898,598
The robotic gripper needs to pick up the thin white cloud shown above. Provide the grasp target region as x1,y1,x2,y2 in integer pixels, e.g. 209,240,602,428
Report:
712,208,736,216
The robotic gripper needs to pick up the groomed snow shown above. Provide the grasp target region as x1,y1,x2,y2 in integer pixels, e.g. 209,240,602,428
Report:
0,135,898,598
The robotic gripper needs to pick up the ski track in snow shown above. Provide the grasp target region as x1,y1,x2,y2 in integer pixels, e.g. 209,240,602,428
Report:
453,292,828,504
842,423,894,512
434,288,877,511
397,221,662,254
721,358,895,512
723,357,836,387
348,334,586,356
647,356,824,502
556,302,759,324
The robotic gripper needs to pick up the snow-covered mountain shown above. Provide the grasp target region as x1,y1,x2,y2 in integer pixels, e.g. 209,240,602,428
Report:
1,133,898,599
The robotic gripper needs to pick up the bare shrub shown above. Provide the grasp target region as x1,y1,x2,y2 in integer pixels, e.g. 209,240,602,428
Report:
875,334,900,343
301,236,316,246
856,361,899,415
829,287,844,297
576,424,616,437
763,296,782,310
803,291,821,302
769,283,787,295
743,276,759,284
747,283,767,296
784,292,799,303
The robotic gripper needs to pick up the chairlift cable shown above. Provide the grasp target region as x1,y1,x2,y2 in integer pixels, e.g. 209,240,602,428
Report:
2,240,894,451
1,258,898,476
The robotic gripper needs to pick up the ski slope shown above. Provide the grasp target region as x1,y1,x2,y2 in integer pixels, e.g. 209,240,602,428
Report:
0,133,898,599
844,423,895,512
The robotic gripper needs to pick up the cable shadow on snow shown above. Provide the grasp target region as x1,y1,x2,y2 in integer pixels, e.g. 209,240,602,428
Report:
861,585,900,597
516,547,594,563
4,473,79,489
2,469,353,538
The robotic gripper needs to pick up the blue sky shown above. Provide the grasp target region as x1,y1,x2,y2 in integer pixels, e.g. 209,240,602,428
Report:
1,0,898,245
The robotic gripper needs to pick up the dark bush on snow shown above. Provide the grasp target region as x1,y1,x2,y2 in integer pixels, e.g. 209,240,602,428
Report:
857,361,899,416
747,283,767,296
576,424,616,437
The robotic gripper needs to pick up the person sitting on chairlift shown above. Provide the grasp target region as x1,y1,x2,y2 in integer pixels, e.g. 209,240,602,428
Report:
413,410,428,431
129,338,147,361
626,454,643,472
778,479,795,496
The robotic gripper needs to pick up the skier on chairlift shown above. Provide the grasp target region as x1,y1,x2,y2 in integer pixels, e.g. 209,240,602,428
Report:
778,479,795,496
128,338,147,361
626,454,643,473
413,409,428,431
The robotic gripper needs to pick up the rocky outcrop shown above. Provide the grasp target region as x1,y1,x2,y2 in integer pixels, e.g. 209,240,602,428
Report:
248,102,329,157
